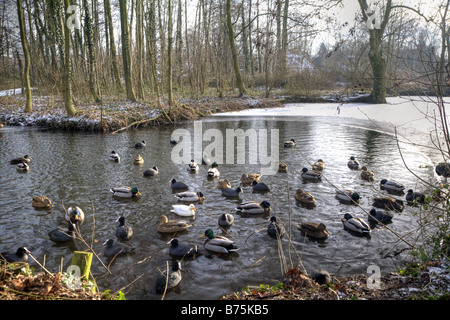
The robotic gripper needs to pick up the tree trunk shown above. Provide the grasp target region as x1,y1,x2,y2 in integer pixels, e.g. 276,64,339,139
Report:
63,0,77,116
136,0,144,99
358,0,392,104
168,0,174,105
104,0,122,90
226,0,248,97
17,0,32,112
83,0,101,103
119,0,136,102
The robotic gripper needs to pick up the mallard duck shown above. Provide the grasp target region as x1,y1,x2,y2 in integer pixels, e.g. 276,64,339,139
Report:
115,216,133,240
167,239,199,258
109,151,120,162
175,191,204,203
436,162,450,177
218,213,234,228
298,222,329,239
102,239,134,258
335,189,360,204
406,189,425,204
301,168,322,181
284,139,296,147
221,187,244,197
312,159,325,171
201,229,238,253
235,201,271,214
267,216,286,238
252,180,270,192
155,261,182,294
360,166,374,181
207,162,220,178
241,173,261,185
110,186,141,198
170,179,189,190
294,189,316,206
16,162,29,171
135,140,146,148
66,206,85,225
278,162,288,172
217,179,231,190
143,166,159,176
10,155,31,164
32,196,53,209
170,204,196,217
372,196,404,212
1,247,30,263
347,156,360,170
134,154,144,165
368,208,393,224
380,179,405,192
157,215,192,233
341,213,371,234
188,159,199,172
48,224,75,243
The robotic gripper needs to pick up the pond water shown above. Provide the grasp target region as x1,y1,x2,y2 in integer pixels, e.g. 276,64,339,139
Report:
0,97,445,300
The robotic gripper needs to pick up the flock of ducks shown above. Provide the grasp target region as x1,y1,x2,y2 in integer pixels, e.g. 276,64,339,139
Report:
0,135,436,294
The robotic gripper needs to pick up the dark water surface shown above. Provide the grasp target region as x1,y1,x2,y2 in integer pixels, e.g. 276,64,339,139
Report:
0,104,438,300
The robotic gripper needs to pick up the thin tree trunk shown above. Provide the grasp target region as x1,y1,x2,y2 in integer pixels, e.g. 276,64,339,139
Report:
83,0,101,102
104,0,122,90
168,0,174,105
119,0,136,102
63,0,77,116
226,0,248,97
17,0,32,112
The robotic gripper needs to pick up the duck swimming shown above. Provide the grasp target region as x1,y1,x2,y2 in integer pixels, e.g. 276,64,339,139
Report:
217,179,231,190
135,140,146,148
360,166,374,181
298,222,329,239
341,213,371,234
170,203,196,217
188,159,199,172
201,229,238,254
16,162,30,171
134,154,144,165
301,168,322,181
115,216,133,240
157,215,192,233
236,201,271,214
218,213,234,228
110,187,141,198
66,206,85,226
278,162,288,172
251,180,270,192
143,166,159,176
347,156,360,170
170,179,189,190
335,189,360,204
372,196,404,212
312,159,325,171
284,139,296,147
155,261,182,294
368,208,393,224
241,173,261,185
175,191,205,203
1,247,30,263
380,179,405,193
10,155,31,165
406,189,425,204
102,239,134,258
109,151,120,162
294,189,316,206
221,187,244,197
207,162,220,178
167,239,199,258
267,216,285,238
48,224,75,243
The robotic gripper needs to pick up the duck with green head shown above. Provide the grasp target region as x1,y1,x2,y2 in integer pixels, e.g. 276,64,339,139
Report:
201,229,238,254
207,162,220,178
341,213,371,234
110,186,141,198
335,189,360,204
